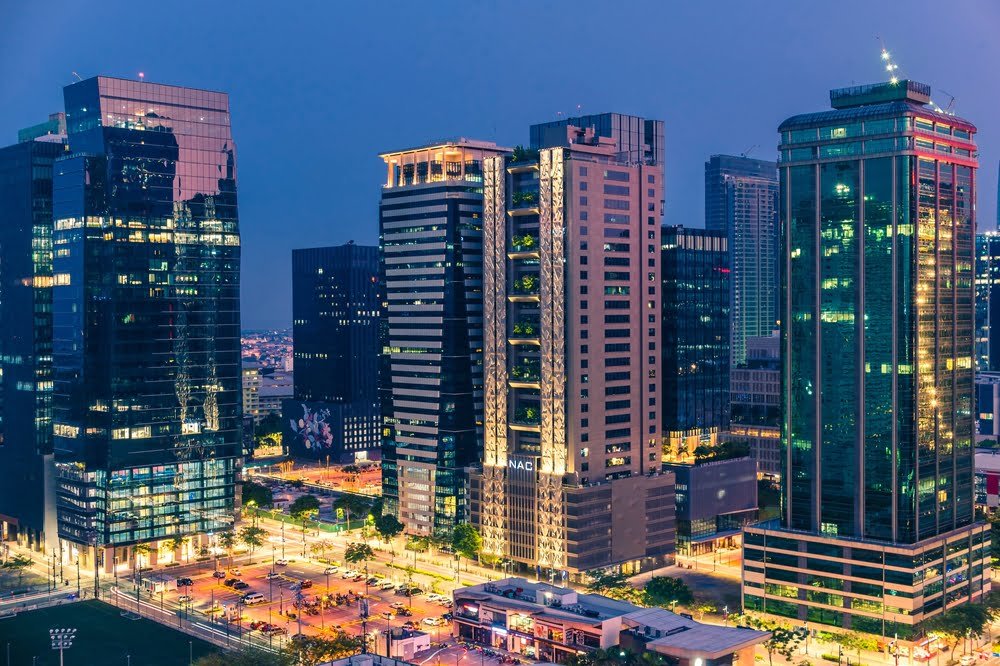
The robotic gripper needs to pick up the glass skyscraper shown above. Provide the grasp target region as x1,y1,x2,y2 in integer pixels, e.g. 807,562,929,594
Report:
704,155,778,368
285,243,380,461
51,77,241,569
975,231,1000,372
0,131,65,551
378,139,508,538
742,80,989,638
660,226,730,447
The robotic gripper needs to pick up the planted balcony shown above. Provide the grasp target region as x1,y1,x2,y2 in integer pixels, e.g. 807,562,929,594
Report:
510,361,540,383
509,146,540,166
511,320,539,338
511,190,539,209
511,233,539,254
512,406,541,427
512,274,539,296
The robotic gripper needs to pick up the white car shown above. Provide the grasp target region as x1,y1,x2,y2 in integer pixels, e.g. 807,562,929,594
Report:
275,558,290,566
341,570,358,578
323,566,339,575
178,595,192,603
427,594,443,602
422,617,441,626
378,580,396,590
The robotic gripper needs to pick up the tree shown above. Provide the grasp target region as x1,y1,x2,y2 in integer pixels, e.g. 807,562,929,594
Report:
334,493,371,532
344,542,374,571
374,514,404,556
743,617,803,666
242,481,273,509
837,631,879,664
693,596,718,620
289,494,321,519
643,576,694,608
3,554,32,586
218,531,236,568
133,543,151,575
239,525,266,564
451,523,482,582
585,570,642,602
283,632,362,666
925,604,990,659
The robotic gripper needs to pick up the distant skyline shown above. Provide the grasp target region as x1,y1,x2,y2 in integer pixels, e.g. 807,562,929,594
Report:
4,0,999,328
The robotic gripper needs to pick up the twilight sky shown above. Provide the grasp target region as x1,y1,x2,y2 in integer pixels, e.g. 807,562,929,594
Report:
3,0,999,329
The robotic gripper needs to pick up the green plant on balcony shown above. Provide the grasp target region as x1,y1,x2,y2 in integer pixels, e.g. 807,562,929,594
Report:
510,145,540,164
511,234,538,251
510,361,540,382
512,320,538,337
514,406,540,425
512,274,539,294
511,191,538,207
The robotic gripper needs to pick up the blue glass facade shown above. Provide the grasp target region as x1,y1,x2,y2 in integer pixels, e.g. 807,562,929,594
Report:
51,77,241,549
0,137,65,548
975,231,1000,372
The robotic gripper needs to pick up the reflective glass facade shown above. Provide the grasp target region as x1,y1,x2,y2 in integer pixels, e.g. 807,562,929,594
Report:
51,77,240,547
0,137,65,547
975,231,1000,372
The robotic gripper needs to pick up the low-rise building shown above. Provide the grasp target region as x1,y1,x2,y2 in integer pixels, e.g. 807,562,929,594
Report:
373,628,431,661
975,449,1000,509
663,456,758,558
452,577,769,666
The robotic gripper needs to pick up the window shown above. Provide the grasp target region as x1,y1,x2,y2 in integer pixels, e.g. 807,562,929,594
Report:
605,170,629,182
580,182,588,191
580,271,588,279
580,225,588,235
581,315,588,324
604,184,630,196
605,214,630,224
580,167,588,176
605,199,630,210
580,196,588,206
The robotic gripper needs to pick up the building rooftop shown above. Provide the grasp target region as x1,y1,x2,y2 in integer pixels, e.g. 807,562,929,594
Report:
456,577,637,622
378,137,510,159
975,450,1000,473
622,607,770,660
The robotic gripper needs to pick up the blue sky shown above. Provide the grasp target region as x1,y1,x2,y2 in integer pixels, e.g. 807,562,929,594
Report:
4,0,998,328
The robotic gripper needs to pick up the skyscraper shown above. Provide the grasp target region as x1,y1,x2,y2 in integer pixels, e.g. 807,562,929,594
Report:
728,332,781,477
52,77,241,569
473,123,675,577
660,226,730,457
379,139,509,538
284,243,380,461
0,129,65,550
743,80,989,637
531,112,664,168
975,231,1000,372
704,155,779,368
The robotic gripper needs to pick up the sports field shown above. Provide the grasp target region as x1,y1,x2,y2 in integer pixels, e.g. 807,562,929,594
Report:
0,600,219,665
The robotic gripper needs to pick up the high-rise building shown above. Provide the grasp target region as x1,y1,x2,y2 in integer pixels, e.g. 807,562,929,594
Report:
284,243,380,462
704,155,779,368
728,332,781,477
743,80,989,637
975,231,1000,372
379,139,509,538
52,77,241,569
0,130,65,550
473,123,675,577
660,226,730,457
531,113,664,169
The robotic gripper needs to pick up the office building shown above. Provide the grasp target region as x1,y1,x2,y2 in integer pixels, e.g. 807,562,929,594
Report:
664,456,757,558
242,362,263,423
661,226,730,459
52,77,241,569
728,332,781,477
975,231,1000,372
0,131,65,550
975,372,1000,442
285,243,380,461
473,123,675,577
452,578,769,666
705,155,779,368
743,80,990,637
530,112,664,168
975,450,1000,509
379,139,509,538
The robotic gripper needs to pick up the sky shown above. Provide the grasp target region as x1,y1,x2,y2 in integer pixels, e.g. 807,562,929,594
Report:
3,0,999,329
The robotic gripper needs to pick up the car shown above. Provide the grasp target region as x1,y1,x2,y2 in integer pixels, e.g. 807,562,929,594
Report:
427,594,443,601
402,621,416,630
352,574,366,582
178,595,192,603
378,580,396,590
242,593,266,605
397,608,413,617
366,576,380,585
442,612,453,621
212,571,227,579
438,599,454,608
266,571,282,580
390,602,406,610
177,577,194,587
233,581,250,590
275,558,290,566
224,578,240,587
229,569,242,576
422,617,441,626
409,587,424,596
324,567,339,575
341,570,357,579
265,626,287,636
299,579,313,589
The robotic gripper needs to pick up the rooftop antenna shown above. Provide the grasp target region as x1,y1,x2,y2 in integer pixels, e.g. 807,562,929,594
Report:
876,36,900,85
71,71,83,82
939,89,957,114
741,145,758,158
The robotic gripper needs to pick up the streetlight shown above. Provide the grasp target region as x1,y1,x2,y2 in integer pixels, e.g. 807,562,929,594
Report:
49,628,76,666
75,558,81,597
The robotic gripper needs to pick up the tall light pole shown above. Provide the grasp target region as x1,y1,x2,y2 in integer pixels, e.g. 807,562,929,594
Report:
49,628,76,666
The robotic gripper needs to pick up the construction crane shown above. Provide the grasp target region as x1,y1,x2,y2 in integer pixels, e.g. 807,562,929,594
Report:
741,145,758,158
938,89,957,114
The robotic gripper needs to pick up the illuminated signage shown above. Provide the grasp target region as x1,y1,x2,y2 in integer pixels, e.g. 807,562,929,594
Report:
508,459,533,471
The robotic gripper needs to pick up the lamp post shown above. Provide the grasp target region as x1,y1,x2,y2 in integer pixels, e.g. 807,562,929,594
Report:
75,559,81,597
49,628,76,666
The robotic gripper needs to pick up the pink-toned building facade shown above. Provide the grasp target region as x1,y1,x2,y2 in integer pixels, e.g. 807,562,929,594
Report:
472,123,675,577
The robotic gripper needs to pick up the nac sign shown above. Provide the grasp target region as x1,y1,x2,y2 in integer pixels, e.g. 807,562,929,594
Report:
508,459,534,472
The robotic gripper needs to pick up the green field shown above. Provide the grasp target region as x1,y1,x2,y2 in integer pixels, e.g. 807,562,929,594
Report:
0,600,220,665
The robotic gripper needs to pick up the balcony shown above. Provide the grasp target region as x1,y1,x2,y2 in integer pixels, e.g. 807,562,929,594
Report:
509,320,540,346
509,275,540,303
508,234,540,260
511,406,541,432
509,362,541,389
507,147,540,173
509,190,539,216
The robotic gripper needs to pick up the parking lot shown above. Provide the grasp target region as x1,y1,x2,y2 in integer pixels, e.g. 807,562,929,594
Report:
151,552,457,648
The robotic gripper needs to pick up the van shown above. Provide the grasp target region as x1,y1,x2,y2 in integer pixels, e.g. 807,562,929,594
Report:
242,593,266,605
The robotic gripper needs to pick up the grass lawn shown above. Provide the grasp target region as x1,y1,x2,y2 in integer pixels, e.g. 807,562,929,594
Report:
0,600,220,665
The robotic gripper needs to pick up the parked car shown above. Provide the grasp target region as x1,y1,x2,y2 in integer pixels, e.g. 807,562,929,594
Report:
224,578,240,587
422,617,441,626
390,602,406,610
177,578,194,587
229,569,242,576
378,580,396,590
242,593,266,605
178,595,192,603
397,608,413,617
212,571,227,579
324,567,339,575
275,559,290,566
341,570,358,579
266,571,282,580
299,579,313,589
402,621,416,630
233,581,250,590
